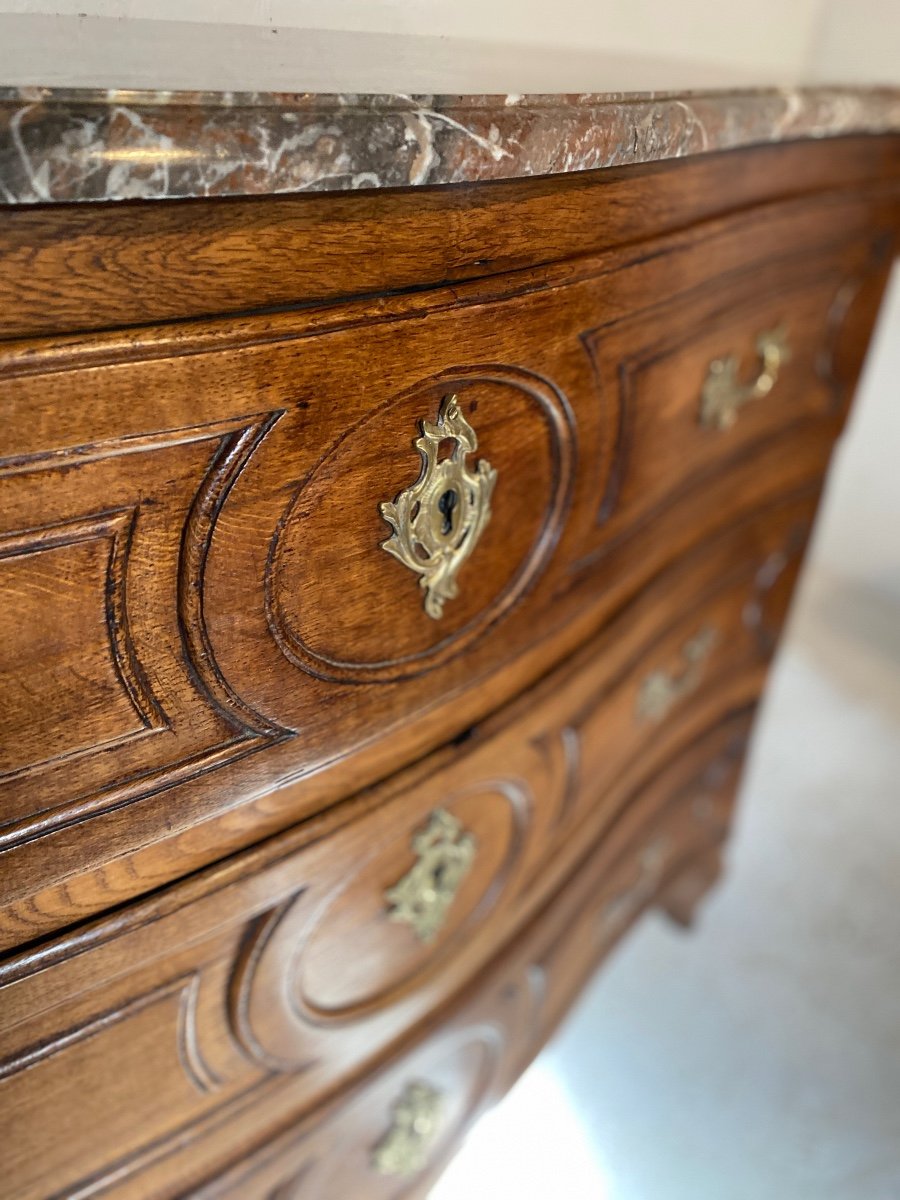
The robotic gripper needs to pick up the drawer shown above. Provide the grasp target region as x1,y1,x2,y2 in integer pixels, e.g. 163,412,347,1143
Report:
29,711,750,1200
0,196,887,943
0,490,812,1199
219,708,746,1200
578,252,859,558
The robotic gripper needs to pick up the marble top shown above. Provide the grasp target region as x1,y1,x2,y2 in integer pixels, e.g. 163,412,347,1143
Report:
2,86,899,206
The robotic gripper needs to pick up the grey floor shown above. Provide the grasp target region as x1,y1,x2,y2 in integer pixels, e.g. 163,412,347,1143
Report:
432,269,900,1200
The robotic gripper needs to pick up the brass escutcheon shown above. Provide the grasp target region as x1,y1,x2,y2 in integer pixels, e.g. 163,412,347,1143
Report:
380,395,497,619
637,625,719,723
371,1081,445,1177
700,325,791,431
384,809,477,944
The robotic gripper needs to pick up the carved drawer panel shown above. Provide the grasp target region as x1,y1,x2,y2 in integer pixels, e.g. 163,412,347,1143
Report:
194,714,751,1200
577,252,861,563
0,491,813,1200
0,704,749,1200
0,192,888,944
0,418,281,835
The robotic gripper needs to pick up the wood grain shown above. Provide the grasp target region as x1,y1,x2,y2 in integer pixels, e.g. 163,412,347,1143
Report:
0,690,752,1200
0,136,898,341
197,723,745,1200
0,176,893,945
0,133,897,1194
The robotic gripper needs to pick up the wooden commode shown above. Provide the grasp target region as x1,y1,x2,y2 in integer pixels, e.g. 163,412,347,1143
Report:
1,87,899,1198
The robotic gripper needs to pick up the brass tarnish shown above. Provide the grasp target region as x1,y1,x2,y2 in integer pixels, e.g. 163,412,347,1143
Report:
637,625,718,722
385,809,477,943
700,326,791,430
380,395,497,619
372,1081,445,1177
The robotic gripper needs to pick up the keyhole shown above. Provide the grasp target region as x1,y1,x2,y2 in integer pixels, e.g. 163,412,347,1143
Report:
438,489,458,536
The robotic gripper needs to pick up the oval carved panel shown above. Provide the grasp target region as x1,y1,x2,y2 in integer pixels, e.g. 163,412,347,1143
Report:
270,1025,507,1199
268,365,575,683
229,781,530,1069
299,783,528,1016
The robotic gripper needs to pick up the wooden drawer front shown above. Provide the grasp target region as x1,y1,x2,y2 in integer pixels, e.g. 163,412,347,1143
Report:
11,712,749,1200
0,493,810,1199
0,454,812,953
579,253,853,557
201,715,749,1200
0,193,888,943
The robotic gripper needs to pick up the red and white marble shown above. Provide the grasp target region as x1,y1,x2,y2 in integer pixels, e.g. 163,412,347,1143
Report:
2,86,899,205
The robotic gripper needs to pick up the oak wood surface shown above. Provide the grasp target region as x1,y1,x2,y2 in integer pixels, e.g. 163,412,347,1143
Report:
0,172,894,946
0,512,805,1190
0,135,898,341
0,134,898,1196
197,723,745,1200
0,488,812,1198
0,690,752,1200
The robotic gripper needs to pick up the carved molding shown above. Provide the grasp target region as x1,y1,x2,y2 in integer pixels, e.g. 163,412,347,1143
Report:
816,236,895,411
266,364,576,684
741,519,811,656
578,260,853,554
177,411,291,741
0,507,166,783
176,972,225,1095
228,780,532,1071
0,413,291,852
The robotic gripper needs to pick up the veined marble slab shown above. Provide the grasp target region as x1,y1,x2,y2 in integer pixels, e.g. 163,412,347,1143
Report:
1,86,899,206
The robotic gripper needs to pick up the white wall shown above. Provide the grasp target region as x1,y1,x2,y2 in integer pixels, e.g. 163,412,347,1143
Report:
2,0,885,93
1,0,898,92
0,0,824,75
809,0,900,84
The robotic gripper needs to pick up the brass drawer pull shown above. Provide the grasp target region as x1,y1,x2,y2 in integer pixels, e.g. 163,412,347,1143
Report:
380,394,497,619
372,1081,445,1176
637,626,718,722
385,809,477,943
700,325,791,430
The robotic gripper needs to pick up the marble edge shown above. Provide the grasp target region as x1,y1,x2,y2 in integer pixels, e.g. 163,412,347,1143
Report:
1,85,899,206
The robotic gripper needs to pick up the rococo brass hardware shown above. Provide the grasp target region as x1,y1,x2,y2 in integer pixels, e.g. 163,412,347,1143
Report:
700,325,791,430
385,809,477,943
380,394,497,619
637,625,718,722
372,1081,445,1177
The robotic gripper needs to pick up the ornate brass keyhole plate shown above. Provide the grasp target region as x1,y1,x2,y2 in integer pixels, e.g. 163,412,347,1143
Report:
637,625,719,722
371,1081,445,1177
700,325,791,430
380,395,497,619
384,809,477,943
